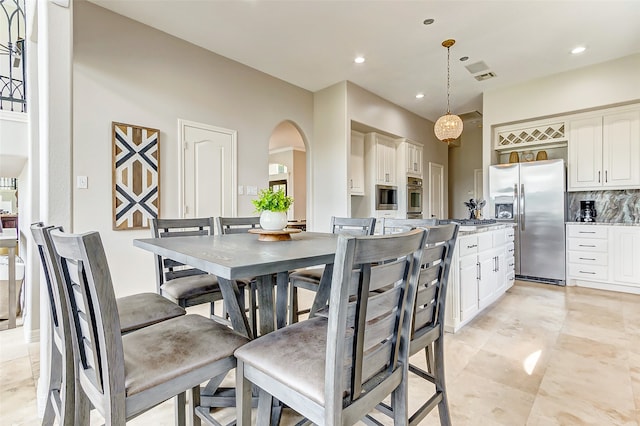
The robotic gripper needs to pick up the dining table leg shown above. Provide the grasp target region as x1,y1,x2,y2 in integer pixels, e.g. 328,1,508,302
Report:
309,263,334,317
255,274,276,336
216,277,253,339
275,271,288,330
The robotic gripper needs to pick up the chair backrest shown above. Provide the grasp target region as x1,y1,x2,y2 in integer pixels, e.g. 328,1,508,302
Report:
324,228,427,418
379,219,459,348
30,223,69,346
410,223,458,351
330,216,376,236
49,229,125,407
381,217,437,235
151,217,215,289
215,216,261,235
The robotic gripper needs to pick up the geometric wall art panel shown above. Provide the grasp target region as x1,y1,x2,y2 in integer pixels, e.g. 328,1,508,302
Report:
112,122,160,230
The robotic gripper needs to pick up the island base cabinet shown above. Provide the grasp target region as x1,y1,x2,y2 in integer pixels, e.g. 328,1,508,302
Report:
459,255,479,322
445,225,515,333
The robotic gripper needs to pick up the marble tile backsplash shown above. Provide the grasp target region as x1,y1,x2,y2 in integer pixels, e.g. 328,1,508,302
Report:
567,189,640,223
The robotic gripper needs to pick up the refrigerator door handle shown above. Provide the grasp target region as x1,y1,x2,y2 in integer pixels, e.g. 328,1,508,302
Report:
513,183,519,223
520,183,525,232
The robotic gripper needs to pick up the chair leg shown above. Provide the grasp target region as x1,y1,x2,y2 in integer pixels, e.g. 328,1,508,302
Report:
74,385,91,426
425,343,435,374
42,342,59,426
434,338,452,426
288,283,298,324
175,392,186,426
256,388,273,426
191,385,201,426
391,363,409,426
250,282,258,333
236,360,252,426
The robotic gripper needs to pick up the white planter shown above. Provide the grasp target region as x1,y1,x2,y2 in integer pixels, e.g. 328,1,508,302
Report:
260,211,288,231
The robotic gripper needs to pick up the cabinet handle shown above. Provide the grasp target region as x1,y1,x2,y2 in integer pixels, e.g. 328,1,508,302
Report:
414,163,418,171
350,179,353,189
508,262,514,267
578,244,596,247
579,257,596,261
508,248,514,253
578,231,595,234
598,171,601,183
467,244,477,249
605,170,608,183
579,270,596,275
477,262,481,280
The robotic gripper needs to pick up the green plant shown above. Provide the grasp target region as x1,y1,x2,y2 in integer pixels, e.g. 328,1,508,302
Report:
252,188,293,212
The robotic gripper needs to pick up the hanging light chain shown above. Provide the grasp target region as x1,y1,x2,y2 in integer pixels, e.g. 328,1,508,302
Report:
448,43,452,113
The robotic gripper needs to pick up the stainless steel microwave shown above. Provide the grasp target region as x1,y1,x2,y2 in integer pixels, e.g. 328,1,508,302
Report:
376,185,398,210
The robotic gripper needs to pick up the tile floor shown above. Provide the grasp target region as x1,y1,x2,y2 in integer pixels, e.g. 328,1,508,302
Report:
1,281,639,425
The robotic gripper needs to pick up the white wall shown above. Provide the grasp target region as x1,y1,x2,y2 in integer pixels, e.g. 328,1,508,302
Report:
346,82,449,218
482,54,640,204
312,82,349,231
449,123,482,219
73,2,313,296
0,111,28,176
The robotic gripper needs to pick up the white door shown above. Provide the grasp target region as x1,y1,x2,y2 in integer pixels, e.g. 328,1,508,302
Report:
428,162,444,219
180,120,237,218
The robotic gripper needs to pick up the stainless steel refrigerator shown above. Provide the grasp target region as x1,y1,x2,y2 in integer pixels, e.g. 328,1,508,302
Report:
489,159,566,284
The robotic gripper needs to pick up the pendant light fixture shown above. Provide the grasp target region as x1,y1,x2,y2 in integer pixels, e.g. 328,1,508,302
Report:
434,39,463,143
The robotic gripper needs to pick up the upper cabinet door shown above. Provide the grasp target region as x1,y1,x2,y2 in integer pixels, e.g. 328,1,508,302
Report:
406,142,423,177
568,116,603,190
602,110,640,188
375,135,396,185
568,106,640,191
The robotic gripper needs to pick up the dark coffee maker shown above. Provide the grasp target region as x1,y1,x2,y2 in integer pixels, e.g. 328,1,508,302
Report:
579,200,597,222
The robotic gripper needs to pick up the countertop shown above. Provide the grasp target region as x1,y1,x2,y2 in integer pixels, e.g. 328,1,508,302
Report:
458,223,516,235
566,222,640,227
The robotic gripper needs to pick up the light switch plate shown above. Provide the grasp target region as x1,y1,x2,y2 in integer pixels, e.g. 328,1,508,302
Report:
247,185,258,196
77,176,88,189
238,185,244,195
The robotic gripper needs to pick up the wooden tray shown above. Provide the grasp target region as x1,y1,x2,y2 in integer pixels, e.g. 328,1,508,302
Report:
248,228,302,241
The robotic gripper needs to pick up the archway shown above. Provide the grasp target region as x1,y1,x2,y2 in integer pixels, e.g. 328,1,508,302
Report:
268,121,307,225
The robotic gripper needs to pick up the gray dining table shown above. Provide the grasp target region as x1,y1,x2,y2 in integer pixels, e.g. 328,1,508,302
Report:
134,231,339,339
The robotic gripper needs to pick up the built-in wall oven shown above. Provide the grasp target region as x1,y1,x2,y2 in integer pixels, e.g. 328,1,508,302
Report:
407,177,423,219
375,185,398,210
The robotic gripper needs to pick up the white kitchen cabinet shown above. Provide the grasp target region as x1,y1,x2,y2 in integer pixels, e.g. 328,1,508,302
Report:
366,133,397,185
568,106,640,191
446,225,514,333
567,224,640,294
459,253,479,322
398,139,423,177
611,227,640,287
350,130,365,195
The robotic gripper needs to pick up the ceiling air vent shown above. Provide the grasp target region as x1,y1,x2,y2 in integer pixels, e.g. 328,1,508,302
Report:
465,61,490,74
474,71,497,81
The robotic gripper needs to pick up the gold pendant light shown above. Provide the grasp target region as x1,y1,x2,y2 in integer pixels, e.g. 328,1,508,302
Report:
434,39,463,144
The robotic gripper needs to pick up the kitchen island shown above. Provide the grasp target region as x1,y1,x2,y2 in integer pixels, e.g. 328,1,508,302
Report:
445,223,516,333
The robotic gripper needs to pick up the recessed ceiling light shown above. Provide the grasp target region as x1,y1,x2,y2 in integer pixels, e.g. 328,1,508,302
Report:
354,56,365,64
423,18,435,25
459,56,469,62
415,93,425,99
571,46,586,55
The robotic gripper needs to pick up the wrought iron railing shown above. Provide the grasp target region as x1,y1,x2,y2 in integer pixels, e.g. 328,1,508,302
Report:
1,0,27,112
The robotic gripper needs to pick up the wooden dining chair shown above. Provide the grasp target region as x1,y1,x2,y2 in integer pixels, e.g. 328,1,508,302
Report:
288,216,376,324
214,216,261,332
31,223,187,426
152,217,247,325
380,220,460,426
381,217,438,235
235,228,428,426
49,228,250,426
